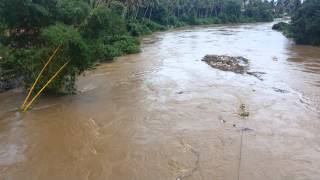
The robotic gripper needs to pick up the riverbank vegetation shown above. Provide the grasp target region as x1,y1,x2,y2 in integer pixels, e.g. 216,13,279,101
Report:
0,0,275,94
273,0,320,46
273,0,301,17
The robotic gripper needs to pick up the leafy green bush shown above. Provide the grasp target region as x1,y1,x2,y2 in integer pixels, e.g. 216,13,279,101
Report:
56,0,90,25
109,1,127,16
41,23,92,70
167,16,187,27
149,6,169,24
81,5,127,38
86,35,140,61
127,21,152,36
0,21,94,94
3,48,52,90
142,19,166,31
0,0,56,47
272,22,290,31
112,35,140,54
197,18,221,25
181,15,200,25
3,24,92,94
291,0,320,45
220,0,242,23
0,0,55,29
244,2,274,22
40,24,92,93
272,22,291,37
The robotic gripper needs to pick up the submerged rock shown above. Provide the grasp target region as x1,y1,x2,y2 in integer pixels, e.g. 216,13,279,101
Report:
202,55,266,81
202,55,249,74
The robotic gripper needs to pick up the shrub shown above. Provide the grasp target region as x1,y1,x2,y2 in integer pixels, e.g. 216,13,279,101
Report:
56,0,90,25
40,24,92,93
87,35,140,61
142,19,166,31
81,5,127,38
167,16,187,27
291,0,320,45
272,22,291,37
111,35,140,54
244,2,274,22
109,1,126,16
149,6,168,24
0,0,56,47
3,24,93,94
127,21,152,36
272,22,290,31
181,15,200,25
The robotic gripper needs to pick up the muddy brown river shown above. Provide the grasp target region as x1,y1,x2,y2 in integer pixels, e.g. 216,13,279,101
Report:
1,21,320,180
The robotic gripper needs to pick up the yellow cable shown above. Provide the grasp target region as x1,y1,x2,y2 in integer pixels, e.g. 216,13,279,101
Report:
21,45,61,110
23,61,70,112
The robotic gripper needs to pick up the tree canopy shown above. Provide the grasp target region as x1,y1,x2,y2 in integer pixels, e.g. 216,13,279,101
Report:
272,0,320,46
291,0,320,45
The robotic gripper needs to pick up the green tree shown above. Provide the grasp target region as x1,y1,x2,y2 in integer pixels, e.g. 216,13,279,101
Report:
244,1,273,22
81,5,126,38
56,0,90,25
291,0,320,45
0,0,57,47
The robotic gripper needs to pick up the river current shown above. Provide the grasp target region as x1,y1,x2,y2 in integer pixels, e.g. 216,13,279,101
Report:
1,21,320,180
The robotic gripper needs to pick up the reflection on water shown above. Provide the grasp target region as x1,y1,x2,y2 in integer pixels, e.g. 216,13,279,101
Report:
1,21,320,180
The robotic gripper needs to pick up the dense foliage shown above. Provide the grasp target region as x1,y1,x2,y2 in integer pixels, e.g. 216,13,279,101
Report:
272,22,291,36
272,0,320,46
274,0,301,16
290,0,320,45
0,0,275,94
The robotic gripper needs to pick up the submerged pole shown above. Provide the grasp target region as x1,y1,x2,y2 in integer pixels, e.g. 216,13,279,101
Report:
23,61,70,112
21,46,61,110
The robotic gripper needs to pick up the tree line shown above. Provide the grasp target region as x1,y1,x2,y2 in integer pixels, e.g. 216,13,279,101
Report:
0,0,275,94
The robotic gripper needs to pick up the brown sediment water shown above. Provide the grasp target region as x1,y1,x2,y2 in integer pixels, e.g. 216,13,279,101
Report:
1,21,320,180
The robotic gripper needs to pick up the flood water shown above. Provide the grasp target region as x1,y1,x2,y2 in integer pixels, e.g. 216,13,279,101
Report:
1,21,320,180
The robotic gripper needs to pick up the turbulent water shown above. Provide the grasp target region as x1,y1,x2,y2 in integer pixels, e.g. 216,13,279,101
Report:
1,21,320,180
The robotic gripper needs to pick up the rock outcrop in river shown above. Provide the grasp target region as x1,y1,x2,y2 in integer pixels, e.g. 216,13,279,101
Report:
202,55,249,74
202,55,266,80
